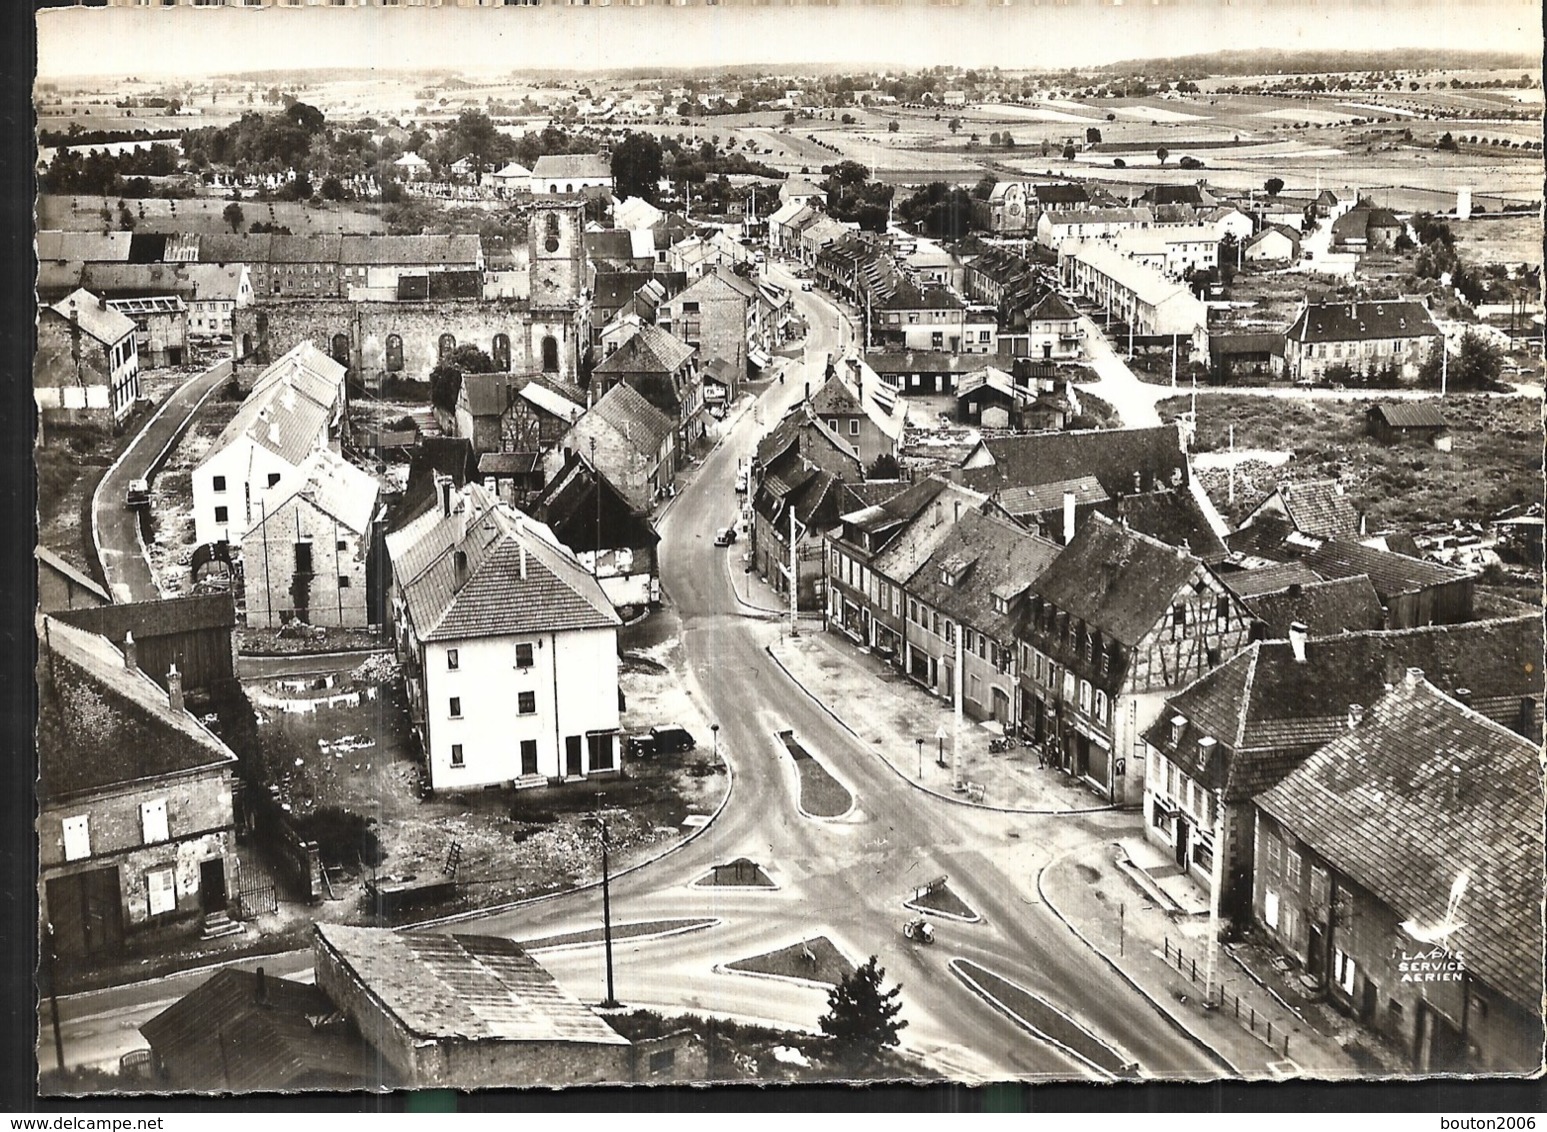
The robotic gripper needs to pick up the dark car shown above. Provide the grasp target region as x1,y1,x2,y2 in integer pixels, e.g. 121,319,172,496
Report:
650,724,696,753
625,733,657,758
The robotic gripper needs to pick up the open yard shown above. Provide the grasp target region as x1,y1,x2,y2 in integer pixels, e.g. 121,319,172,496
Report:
1160,391,1543,531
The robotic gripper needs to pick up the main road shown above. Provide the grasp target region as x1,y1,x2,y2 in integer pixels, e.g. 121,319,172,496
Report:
48,267,1223,1084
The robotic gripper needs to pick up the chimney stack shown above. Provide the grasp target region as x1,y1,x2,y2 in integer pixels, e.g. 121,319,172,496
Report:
97,292,107,310
439,476,453,518
167,664,184,713
519,544,528,580
453,549,469,589
1132,470,1142,495
1346,703,1365,730
1062,490,1076,545
1404,666,1425,689
123,631,137,670
1454,687,1473,708
1288,621,1308,663
1287,582,1303,598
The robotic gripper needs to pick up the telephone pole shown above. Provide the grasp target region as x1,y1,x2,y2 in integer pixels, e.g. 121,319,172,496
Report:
595,796,619,1010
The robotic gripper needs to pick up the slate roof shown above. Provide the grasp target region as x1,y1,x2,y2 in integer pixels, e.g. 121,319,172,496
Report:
49,288,136,346
588,381,676,458
1242,575,1386,638
532,154,613,181
1304,539,1473,599
1144,613,1544,801
1256,677,1543,1013
592,323,695,377
314,925,629,1046
139,968,384,1092
385,482,619,644
584,230,640,266
1285,301,1439,345
960,424,1187,498
592,270,660,315
1032,183,1092,206
54,593,236,641
1028,512,1205,649
37,616,237,804
908,510,1061,641
1368,402,1448,430
1270,479,1362,540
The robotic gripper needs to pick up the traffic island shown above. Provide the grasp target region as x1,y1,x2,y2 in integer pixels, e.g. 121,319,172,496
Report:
777,728,854,818
903,875,981,923
516,918,719,953
724,935,856,988
693,858,777,889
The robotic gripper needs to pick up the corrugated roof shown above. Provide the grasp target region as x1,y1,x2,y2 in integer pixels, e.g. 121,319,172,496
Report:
1257,677,1543,1013
37,616,237,803
316,925,630,1046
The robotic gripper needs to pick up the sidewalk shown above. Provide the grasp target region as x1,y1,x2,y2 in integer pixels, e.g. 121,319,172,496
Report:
1038,844,1366,1079
766,629,1115,814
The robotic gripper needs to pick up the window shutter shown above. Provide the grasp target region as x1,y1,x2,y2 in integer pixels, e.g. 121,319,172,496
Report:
147,868,176,917
140,799,169,845
62,815,91,862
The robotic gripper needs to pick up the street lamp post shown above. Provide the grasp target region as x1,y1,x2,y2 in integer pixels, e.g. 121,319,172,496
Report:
936,722,947,767
917,738,924,779
711,723,720,767
595,794,619,1010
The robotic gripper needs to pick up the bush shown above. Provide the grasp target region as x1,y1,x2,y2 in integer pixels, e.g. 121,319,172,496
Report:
292,805,385,867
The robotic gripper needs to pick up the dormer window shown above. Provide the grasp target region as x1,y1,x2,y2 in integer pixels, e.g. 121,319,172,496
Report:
993,593,1008,616
1170,715,1186,746
1197,736,1217,771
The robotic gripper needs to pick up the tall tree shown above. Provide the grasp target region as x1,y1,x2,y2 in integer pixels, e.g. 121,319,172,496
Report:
222,201,245,233
1264,176,1284,197
610,132,664,203
1156,146,1170,166
820,956,907,1068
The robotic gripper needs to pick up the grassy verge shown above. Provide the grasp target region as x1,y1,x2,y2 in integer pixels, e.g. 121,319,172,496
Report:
517,918,715,952
953,959,1137,1078
907,881,977,920
1158,392,1543,530
726,936,856,987
779,732,853,818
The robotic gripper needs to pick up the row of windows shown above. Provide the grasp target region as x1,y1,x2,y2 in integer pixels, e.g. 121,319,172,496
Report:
1303,339,1414,360
448,689,538,719
446,642,535,671
60,799,170,863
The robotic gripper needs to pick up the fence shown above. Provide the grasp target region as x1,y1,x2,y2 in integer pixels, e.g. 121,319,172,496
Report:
244,783,325,903
230,858,278,921
1163,935,1292,1059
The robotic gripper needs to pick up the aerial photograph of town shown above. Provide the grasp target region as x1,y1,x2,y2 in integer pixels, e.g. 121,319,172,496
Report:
28,0,1545,1106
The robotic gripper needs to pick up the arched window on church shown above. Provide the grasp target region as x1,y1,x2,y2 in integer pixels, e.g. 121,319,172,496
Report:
544,211,561,252
492,334,511,372
541,335,560,374
331,333,350,366
438,333,456,361
386,334,404,373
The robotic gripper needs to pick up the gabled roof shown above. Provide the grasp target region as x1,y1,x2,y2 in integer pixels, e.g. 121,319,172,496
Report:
1140,184,1217,207
1026,291,1079,321
587,381,676,458
47,288,135,346
1028,512,1205,648
1257,676,1542,1013
753,401,864,476
1285,300,1439,344
592,322,695,377
491,161,532,180
37,616,237,803
1244,224,1301,250
1061,242,1202,309
1032,183,1092,206
201,342,344,470
667,269,753,310
839,475,953,544
960,424,1187,499
870,482,990,585
1145,613,1543,801
139,968,384,1092
1266,479,1362,540
384,482,620,644
780,177,825,201
1043,207,1155,229
34,546,109,606
768,198,815,228
337,235,481,266
1242,575,1386,638
531,450,658,555
531,154,613,181
991,475,1109,522
1304,539,1473,599
584,229,640,265
1220,560,1322,599
909,510,1061,639
254,448,380,538
36,230,132,263
1368,401,1448,429
1110,488,1230,563
314,925,630,1046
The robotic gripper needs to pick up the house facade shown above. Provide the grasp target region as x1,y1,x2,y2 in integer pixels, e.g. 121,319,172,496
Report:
656,269,751,392
554,383,677,514
38,617,238,965
591,322,702,458
35,288,141,434
1283,300,1441,383
384,482,622,791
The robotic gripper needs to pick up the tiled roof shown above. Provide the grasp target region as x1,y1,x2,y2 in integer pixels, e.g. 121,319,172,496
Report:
1028,512,1205,649
1275,479,1362,540
1242,575,1386,638
909,510,1061,640
754,402,864,475
1061,242,1202,308
1256,677,1543,1013
387,482,620,644
1146,614,1544,801
1368,401,1448,429
49,288,135,345
54,593,236,641
36,230,132,263
1026,291,1079,321
531,153,613,181
1141,184,1217,207
992,475,1109,521
1109,489,1230,563
37,616,237,803
593,323,695,377
338,235,481,266
202,342,343,469
1044,207,1155,230
960,424,1187,499
863,350,982,376
588,381,676,458
584,230,639,265
532,450,658,554
870,482,990,585
139,968,384,1092
315,925,630,1046
1304,539,1473,599
1219,561,1322,599
1244,224,1301,251
34,546,109,605
1285,301,1439,344
1032,183,1092,205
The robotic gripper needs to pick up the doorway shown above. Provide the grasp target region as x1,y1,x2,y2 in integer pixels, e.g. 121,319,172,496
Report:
565,735,583,777
1174,816,1191,867
199,858,227,913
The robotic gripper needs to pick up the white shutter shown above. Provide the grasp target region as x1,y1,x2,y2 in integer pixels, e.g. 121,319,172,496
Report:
140,799,169,845
147,868,176,917
1264,889,1280,930
62,815,91,862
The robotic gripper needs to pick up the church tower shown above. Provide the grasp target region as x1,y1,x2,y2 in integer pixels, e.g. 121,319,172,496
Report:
527,199,588,383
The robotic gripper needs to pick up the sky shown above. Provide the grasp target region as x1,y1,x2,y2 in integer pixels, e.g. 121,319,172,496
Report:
36,2,1544,81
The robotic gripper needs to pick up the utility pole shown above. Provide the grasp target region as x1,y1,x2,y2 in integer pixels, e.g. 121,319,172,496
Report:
590,437,600,579
952,625,964,792
1171,333,1178,387
1204,804,1228,1006
1441,331,1449,396
45,926,64,1072
1228,424,1236,507
788,504,800,637
596,796,619,1010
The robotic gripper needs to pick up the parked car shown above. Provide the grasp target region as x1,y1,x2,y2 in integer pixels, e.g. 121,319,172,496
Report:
125,477,150,508
735,470,749,493
625,733,657,758
801,280,813,292
650,724,696,752
714,526,738,546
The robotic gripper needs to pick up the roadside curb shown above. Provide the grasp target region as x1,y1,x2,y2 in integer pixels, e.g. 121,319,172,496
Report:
763,642,1123,818
1035,849,1238,1077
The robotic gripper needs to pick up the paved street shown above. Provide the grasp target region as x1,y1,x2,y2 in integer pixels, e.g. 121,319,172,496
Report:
91,359,231,603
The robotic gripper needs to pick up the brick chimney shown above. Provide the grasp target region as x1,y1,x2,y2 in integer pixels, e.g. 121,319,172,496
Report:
167,664,184,713
1404,666,1425,689
1347,703,1364,730
122,631,137,670
1288,621,1308,663
1063,490,1076,545
254,966,267,1005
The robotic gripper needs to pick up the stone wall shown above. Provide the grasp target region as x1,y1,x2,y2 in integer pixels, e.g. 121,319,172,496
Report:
245,492,371,629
